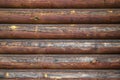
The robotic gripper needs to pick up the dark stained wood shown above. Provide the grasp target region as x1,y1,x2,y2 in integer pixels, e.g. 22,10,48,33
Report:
0,55,119,69
0,9,119,24
0,0,120,8
0,24,120,39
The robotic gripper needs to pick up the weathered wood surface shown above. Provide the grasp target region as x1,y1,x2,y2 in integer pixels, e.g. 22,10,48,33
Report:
0,55,119,69
0,24,120,39
0,1,120,80
0,70,120,79
1,79,120,80
0,0,120,8
0,40,119,54
0,9,119,24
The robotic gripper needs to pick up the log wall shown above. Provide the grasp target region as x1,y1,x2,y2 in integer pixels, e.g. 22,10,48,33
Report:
0,0,120,80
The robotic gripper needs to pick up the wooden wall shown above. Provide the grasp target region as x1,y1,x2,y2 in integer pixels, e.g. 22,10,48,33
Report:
0,0,120,80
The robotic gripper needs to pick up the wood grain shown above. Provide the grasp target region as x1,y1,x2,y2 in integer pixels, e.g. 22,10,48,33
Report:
0,40,119,54
0,54,119,69
0,70,119,79
0,0,120,8
0,9,119,24
0,24,120,39
1,79,120,80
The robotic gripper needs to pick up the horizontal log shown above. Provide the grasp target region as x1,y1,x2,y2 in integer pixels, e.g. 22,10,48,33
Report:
0,55,119,69
0,70,120,79
0,9,119,24
0,24,120,39
0,0,120,8
0,39,120,54
0,40,119,54
1,79,120,80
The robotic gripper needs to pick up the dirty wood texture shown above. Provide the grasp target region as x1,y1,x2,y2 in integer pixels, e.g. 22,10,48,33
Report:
0,0,120,8
0,0,120,80
0,40,120,54
0,24,120,39
0,70,120,80
0,54,120,69
1,79,120,80
0,9,120,24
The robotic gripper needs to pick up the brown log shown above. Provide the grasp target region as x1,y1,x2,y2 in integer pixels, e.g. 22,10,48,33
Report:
0,9,119,24
0,40,120,54
0,0,120,8
0,55,119,69
0,24,120,39
1,79,120,80
0,70,120,79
